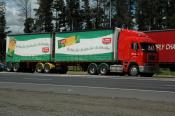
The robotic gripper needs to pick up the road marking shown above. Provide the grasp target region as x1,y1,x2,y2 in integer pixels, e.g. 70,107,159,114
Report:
0,82,175,94
165,85,175,87
23,77,53,81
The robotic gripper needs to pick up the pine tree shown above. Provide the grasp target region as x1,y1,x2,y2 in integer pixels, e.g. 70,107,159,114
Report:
82,0,91,30
52,0,67,32
0,1,5,34
24,18,34,33
166,0,175,29
0,1,6,62
66,0,81,31
112,0,134,29
136,0,167,31
35,0,53,32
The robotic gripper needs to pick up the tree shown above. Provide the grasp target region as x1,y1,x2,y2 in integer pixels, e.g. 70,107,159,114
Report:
65,0,81,31
24,18,34,33
166,0,175,29
136,0,167,31
112,0,133,29
16,0,32,20
35,0,53,32
15,0,34,33
0,1,6,62
82,0,92,30
52,0,67,32
0,1,5,34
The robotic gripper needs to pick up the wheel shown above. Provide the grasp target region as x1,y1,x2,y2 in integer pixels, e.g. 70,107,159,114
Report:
36,63,44,73
87,63,98,75
44,63,51,73
57,66,68,74
128,65,139,76
140,73,154,77
6,62,13,72
98,63,109,75
13,63,20,72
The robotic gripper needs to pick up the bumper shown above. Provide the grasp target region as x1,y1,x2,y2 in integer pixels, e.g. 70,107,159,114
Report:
139,64,159,73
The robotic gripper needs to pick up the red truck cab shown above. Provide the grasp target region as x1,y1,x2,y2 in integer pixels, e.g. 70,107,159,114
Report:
117,29,158,76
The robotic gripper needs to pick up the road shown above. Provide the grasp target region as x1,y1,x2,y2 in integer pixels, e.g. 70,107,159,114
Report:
0,72,175,102
0,72,175,116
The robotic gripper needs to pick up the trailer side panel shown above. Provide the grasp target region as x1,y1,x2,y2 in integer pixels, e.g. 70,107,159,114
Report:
6,34,51,63
55,30,114,62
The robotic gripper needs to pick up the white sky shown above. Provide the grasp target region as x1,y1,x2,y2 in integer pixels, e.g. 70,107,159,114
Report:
5,0,96,34
6,0,38,34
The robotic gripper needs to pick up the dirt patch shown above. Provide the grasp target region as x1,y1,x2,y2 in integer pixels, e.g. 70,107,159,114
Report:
0,88,175,116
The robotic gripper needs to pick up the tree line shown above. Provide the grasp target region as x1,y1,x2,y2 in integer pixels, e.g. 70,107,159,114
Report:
1,0,175,34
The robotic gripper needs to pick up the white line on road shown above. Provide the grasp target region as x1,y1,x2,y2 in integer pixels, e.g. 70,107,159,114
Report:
23,78,53,81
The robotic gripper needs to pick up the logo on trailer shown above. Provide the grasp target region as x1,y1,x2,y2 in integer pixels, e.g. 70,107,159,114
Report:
42,47,49,53
102,38,112,44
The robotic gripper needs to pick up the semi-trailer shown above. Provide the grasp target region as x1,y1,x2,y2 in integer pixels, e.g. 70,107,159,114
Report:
6,28,158,76
145,30,175,71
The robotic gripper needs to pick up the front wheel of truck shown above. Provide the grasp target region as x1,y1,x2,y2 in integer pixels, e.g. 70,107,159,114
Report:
87,63,98,75
128,65,139,76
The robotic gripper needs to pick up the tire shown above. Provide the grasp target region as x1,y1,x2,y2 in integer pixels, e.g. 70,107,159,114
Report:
44,63,51,73
98,63,109,75
13,63,20,72
36,63,44,73
128,65,139,76
6,63,13,72
58,66,68,74
87,63,98,75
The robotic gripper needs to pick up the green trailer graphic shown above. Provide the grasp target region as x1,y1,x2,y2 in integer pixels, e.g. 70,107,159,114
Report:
6,34,51,62
55,30,114,62
6,30,114,63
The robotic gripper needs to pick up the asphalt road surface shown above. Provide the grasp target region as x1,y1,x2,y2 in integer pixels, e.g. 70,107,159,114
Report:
0,72,175,102
1,72,175,116
0,72,175,92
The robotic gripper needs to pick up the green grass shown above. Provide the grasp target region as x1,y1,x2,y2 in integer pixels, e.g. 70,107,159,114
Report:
156,68,175,77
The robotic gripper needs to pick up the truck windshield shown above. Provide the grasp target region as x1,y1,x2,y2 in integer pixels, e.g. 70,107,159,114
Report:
141,43,156,52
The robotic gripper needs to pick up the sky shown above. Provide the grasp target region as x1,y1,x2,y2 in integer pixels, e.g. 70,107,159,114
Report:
5,0,37,34
5,0,95,34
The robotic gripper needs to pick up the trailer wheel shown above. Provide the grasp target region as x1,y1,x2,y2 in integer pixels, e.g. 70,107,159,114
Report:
98,63,109,75
58,66,68,74
128,65,139,76
87,63,98,75
6,63,12,72
13,63,20,72
36,63,44,73
44,64,51,73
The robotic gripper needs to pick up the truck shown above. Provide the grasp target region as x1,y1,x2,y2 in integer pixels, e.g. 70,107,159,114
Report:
6,28,158,76
145,29,175,71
